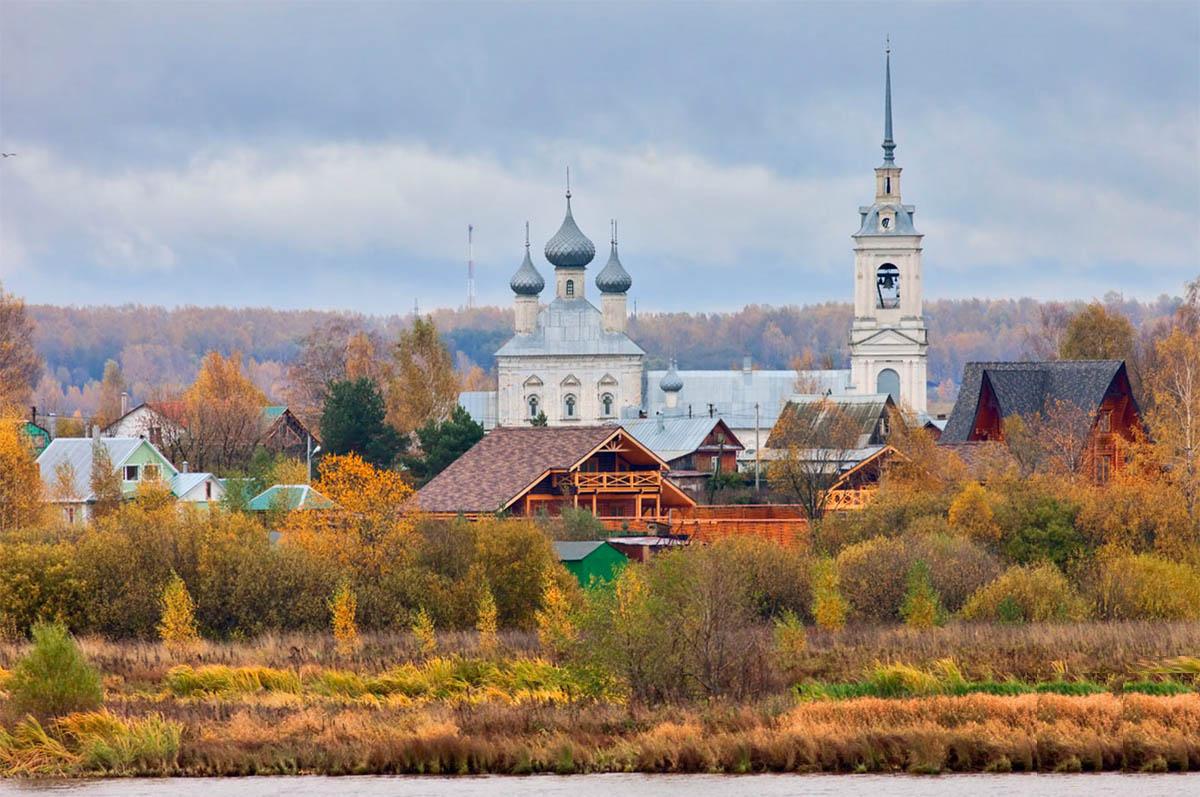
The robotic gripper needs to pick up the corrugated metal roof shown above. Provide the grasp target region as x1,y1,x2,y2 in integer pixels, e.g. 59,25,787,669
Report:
643,369,854,429
170,472,215,498
495,298,644,357
37,437,173,501
553,540,608,561
246,484,336,511
621,417,742,462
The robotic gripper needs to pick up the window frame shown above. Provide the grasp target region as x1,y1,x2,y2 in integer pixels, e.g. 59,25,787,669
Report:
123,464,140,481
563,393,578,419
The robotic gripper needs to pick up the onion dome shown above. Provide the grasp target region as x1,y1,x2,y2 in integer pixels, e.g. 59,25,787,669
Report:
544,176,595,268
596,220,632,294
510,223,545,296
659,359,683,393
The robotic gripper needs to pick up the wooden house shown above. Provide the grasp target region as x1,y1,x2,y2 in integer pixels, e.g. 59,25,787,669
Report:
414,425,695,525
620,417,743,497
940,360,1142,482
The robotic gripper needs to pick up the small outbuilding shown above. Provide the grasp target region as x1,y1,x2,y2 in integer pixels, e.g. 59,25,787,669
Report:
553,541,627,587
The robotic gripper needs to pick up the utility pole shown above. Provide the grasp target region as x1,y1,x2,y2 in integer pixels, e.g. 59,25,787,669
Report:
754,402,761,493
467,224,476,310
306,434,322,484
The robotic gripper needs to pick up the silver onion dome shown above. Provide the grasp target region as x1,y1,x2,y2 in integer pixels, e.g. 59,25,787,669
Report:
595,221,632,294
659,359,683,393
544,188,595,268
510,224,545,296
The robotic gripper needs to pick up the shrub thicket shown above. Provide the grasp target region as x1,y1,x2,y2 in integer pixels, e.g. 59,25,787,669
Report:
1092,553,1200,620
961,564,1089,623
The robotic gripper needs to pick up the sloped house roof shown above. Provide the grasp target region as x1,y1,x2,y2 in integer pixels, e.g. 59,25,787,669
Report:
766,394,895,450
415,425,693,516
36,437,178,502
621,417,743,463
940,360,1137,443
246,484,336,512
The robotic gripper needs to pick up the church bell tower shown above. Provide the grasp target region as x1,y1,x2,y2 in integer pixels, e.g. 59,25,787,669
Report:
849,43,928,415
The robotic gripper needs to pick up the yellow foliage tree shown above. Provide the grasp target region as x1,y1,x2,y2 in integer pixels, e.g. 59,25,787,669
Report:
0,415,45,531
0,285,43,408
475,585,498,656
948,482,1000,544
1148,326,1200,528
158,572,200,649
329,581,360,657
772,609,808,680
283,452,414,576
412,606,437,657
181,351,268,473
811,558,847,632
535,574,577,657
386,317,459,435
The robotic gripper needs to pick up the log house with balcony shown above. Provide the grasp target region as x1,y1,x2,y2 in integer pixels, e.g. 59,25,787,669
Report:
414,425,695,525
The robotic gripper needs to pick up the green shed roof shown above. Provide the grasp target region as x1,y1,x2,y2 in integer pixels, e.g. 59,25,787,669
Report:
246,484,335,512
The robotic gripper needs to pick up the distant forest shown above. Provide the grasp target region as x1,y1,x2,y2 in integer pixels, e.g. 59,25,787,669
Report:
28,293,1181,416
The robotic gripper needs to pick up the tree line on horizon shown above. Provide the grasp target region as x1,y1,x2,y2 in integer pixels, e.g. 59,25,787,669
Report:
13,289,1189,419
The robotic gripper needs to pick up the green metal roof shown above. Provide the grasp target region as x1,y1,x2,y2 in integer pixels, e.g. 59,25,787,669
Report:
246,484,335,512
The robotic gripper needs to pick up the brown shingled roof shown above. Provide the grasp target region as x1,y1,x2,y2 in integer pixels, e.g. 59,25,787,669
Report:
415,425,620,515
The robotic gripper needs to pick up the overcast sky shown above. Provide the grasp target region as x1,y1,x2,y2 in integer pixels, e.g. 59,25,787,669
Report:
1,1,1197,313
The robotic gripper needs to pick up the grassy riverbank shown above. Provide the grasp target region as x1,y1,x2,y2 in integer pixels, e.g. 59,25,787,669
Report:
2,625,1199,777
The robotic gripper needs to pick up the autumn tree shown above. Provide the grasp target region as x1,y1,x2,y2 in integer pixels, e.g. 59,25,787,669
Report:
95,359,126,429
412,606,437,657
1060,302,1134,361
1147,324,1200,525
89,438,123,519
0,416,45,531
158,572,200,649
1023,301,1071,360
1002,399,1095,480
182,351,267,473
284,318,360,424
320,377,405,468
0,284,43,408
283,452,414,576
329,581,360,657
387,317,459,435
401,405,484,485
475,584,499,655
768,398,863,520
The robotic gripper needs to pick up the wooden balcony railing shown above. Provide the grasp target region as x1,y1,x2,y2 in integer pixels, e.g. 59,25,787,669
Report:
823,488,876,512
572,471,662,492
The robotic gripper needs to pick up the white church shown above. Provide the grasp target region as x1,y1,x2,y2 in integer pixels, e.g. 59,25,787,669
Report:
462,49,929,449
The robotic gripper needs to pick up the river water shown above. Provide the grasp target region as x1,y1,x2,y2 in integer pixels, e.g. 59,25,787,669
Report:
0,774,1196,796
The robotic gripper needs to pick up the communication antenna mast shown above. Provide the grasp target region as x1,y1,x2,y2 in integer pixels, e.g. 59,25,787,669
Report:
467,224,476,310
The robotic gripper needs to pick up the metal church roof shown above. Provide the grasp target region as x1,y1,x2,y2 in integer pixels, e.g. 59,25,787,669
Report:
494,298,644,357
544,191,595,269
643,368,854,430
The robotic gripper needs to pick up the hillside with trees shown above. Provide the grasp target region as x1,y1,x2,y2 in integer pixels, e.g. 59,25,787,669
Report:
25,293,1184,417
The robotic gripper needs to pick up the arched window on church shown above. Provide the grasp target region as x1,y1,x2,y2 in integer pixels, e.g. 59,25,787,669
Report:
600,393,614,417
876,263,900,309
528,395,540,419
565,279,575,297
564,394,577,419
877,369,900,403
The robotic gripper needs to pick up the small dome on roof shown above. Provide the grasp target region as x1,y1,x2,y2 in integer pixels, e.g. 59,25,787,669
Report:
510,245,544,296
544,192,595,268
660,359,683,393
595,230,632,294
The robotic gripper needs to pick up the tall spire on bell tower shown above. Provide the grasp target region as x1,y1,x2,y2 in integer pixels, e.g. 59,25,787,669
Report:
882,36,896,166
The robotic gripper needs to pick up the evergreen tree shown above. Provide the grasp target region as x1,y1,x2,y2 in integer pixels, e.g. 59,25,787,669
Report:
320,377,405,468
401,405,484,484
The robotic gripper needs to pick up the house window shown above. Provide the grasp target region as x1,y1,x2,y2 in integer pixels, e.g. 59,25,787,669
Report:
123,464,139,481
1098,410,1112,433
143,464,161,482
709,455,719,471
601,393,614,417
1096,454,1113,483
566,279,575,297
205,481,213,500
564,394,577,419
528,395,540,418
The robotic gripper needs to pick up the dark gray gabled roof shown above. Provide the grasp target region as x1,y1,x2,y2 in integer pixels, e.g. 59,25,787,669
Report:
940,360,1127,443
